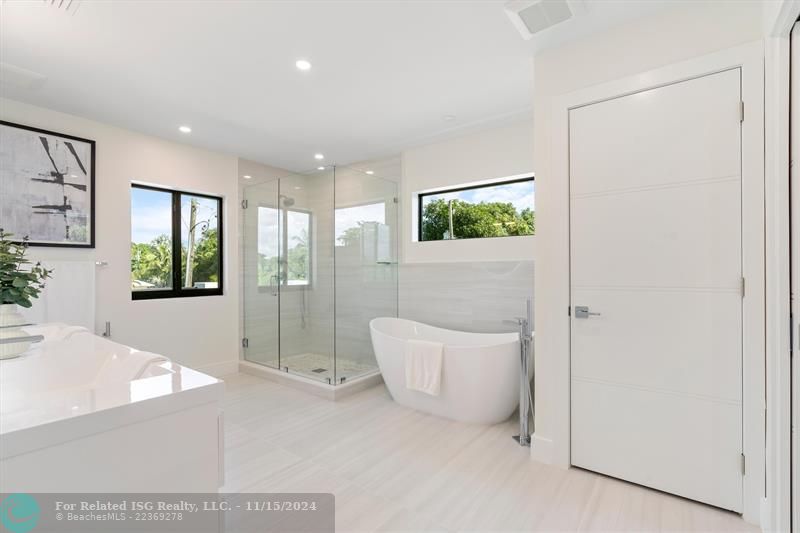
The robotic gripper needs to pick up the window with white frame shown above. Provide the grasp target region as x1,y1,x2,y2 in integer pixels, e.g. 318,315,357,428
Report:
257,206,311,287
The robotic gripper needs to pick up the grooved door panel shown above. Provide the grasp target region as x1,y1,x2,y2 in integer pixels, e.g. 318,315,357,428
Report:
569,68,743,512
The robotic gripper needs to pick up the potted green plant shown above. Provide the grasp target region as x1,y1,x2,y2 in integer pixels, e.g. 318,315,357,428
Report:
0,229,53,359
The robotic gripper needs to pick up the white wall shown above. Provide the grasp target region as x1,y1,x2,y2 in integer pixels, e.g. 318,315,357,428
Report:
0,98,240,376
531,0,765,522
401,120,534,264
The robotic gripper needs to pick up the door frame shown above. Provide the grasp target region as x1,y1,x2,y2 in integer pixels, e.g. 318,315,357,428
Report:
765,3,800,531
546,40,765,524
790,17,800,533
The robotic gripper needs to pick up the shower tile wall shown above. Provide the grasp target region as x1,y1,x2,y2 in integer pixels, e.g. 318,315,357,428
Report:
398,261,535,333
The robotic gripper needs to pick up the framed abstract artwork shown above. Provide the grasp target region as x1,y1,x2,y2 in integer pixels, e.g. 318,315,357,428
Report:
0,120,95,248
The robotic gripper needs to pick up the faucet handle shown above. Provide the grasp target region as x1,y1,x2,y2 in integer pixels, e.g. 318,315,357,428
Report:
505,317,532,341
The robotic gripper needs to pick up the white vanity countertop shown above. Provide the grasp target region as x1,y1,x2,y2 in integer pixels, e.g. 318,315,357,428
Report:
0,324,223,459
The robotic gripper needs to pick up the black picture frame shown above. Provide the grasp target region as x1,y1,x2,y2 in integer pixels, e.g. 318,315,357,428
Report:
0,120,96,248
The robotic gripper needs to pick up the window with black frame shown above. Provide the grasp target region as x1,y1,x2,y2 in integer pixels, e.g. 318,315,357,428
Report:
131,184,223,299
418,176,534,241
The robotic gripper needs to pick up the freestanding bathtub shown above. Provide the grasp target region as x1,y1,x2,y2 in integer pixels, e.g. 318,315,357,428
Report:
370,317,530,424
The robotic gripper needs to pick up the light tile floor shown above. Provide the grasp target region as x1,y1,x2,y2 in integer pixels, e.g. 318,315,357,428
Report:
221,373,757,533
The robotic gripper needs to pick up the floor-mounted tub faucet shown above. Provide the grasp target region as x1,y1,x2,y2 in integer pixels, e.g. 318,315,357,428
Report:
507,298,533,447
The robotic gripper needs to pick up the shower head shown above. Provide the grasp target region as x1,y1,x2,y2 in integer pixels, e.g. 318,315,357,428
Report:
279,194,295,207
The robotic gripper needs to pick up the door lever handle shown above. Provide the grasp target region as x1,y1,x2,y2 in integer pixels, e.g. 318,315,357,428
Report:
574,306,601,319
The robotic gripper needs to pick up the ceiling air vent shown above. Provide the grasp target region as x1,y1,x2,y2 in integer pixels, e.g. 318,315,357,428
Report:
504,0,581,40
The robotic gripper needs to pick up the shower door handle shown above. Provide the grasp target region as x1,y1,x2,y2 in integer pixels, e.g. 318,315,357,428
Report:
270,275,280,296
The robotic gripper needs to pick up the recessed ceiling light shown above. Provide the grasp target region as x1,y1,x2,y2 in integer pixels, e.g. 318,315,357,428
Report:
442,115,456,122
179,125,192,133
365,170,374,175
317,166,325,170
243,175,252,180
295,59,312,71
314,153,324,160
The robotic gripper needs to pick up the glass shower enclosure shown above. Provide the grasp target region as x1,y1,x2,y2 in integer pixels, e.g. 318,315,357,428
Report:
241,162,398,384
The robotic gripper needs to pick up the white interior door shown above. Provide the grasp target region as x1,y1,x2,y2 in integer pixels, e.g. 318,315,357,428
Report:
569,69,744,512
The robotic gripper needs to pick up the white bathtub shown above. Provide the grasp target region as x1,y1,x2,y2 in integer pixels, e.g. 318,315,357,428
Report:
370,317,529,424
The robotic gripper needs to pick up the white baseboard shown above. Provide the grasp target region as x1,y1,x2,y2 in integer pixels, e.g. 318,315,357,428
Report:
530,433,556,465
196,359,239,378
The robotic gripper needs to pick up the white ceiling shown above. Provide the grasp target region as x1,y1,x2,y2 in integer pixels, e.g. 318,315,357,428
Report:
0,0,670,171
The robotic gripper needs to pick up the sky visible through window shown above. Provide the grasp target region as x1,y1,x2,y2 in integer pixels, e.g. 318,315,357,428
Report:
180,196,218,243
131,187,172,244
131,188,218,245
335,202,386,245
422,180,535,212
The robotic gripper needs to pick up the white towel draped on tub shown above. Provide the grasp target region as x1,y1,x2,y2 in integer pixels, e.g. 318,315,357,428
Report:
404,339,444,396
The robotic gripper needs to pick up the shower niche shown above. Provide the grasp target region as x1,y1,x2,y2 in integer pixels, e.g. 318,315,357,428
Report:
241,160,399,385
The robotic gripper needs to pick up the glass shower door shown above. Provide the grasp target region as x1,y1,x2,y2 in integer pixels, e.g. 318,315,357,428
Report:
277,170,335,383
242,179,280,368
